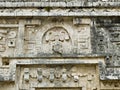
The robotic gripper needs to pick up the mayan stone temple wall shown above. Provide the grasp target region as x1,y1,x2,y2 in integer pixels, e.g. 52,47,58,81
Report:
0,0,120,90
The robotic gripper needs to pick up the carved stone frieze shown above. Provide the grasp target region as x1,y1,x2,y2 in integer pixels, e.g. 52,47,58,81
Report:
0,8,120,16
42,27,71,54
0,28,17,57
16,64,97,90
0,1,119,89
91,18,120,82
101,81,120,89
24,68,30,82
23,18,91,56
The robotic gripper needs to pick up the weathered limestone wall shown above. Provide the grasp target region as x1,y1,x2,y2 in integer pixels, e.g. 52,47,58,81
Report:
0,0,120,90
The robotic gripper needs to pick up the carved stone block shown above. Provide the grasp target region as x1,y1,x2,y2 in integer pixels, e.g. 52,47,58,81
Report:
37,68,43,82
49,69,54,82
0,45,5,52
8,39,16,47
78,38,89,49
73,75,79,82
24,68,29,82
8,31,16,39
62,73,67,82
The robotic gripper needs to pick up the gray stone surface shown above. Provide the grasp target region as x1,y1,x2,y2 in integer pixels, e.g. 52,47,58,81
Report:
0,1,120,90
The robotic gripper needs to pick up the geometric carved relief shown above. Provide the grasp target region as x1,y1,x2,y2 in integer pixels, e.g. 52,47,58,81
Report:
7,30,17,47
96,18,120,82
0,30,7,52
95,27,108,53
78,37,89,49
0,18,18,24
76,25,91,54
109,27,120,42
0,28,17,53
101,81,120,89
24,26,36,55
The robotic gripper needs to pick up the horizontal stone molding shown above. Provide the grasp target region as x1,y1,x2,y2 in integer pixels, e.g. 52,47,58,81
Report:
0,24,19,27
0,10,120,16
16,59,103,65
0,2,120,8
2,54,108,59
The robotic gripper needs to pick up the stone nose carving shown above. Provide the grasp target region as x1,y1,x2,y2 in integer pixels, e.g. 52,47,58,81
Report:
24,68,29,82
49,69,55,82
62,69,67,82
52,42,63,54
37,68,43,82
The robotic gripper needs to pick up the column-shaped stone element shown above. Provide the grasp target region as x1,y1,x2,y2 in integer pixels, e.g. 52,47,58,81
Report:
16,19,25,56
24,68,29,82
49,69,54,82
98,61,106,80
37,68,43,82
62,70,67,82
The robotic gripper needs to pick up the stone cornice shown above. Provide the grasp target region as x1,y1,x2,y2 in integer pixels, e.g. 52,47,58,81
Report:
0,8,120,16
0,1,120,8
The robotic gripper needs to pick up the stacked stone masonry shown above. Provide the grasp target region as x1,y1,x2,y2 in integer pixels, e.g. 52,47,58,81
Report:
0,0,120,90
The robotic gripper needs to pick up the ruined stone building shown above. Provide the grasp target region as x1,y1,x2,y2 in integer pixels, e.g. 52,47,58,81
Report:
0,0,120,90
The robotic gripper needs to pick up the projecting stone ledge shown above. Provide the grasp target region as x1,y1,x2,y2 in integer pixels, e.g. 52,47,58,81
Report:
2,53,110,59
0,9,120,16
0,1,119,8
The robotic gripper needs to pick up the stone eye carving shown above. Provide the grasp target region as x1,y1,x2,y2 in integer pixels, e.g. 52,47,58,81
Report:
46,31,55,42
7,31,17,48
8,39,16,47
8,31,16,39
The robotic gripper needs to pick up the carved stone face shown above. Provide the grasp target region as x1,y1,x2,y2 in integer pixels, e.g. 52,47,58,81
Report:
42,27,71,54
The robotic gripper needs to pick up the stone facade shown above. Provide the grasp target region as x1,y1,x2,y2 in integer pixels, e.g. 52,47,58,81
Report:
0,0,120,90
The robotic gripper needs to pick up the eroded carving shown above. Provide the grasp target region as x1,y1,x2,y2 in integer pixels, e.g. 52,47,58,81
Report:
25,19,41,25
101,81,120,89
73,18,91,25
0,30,7,52
18,65,97,90
24,68,29,82
42,27,71,54
0,28,17,54
49,69,55,82
94,18,120,82
37,68,43,82
0,18,18,24
62,69,67,82
96,28,108,53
